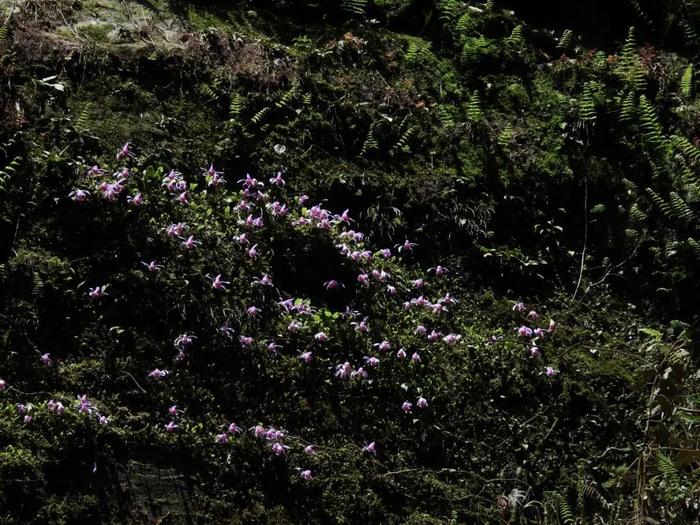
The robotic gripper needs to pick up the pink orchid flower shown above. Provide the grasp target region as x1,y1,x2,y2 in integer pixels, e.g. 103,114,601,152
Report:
269,172,285,186
174,334,197,348
47,400,65,415
253,274,273,287
211,274,230,290
127,193,144,206
364,356,379,367
401,401,413,413
88,285,109,300
299,351,313,364
442,333,461,345
411,352,421,363
324,280,344,290
165,421,178,432
544,366,559,378
374,340,391,352
427,330,442,342
300,469,313,481
352,319,369,334
417,397,428,408
526,310,539,321
69,189,90,202
362,442,377,454
141,260,163,272
517,326,533,338
116,141,134,160
76,395,92,414
429,265,447,277
335,362,352,379
166,222,187,237
351,367,368,380
396,239,417,252
396,348,407,359
271,443,289,456
534,328,548,338
40,353,52,366
181,236,200,250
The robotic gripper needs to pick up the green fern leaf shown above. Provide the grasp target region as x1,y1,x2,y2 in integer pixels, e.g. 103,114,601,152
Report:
681,64,693,98
250,106,270,126
558,29,573,50
341,0,367,15
466,90,483,123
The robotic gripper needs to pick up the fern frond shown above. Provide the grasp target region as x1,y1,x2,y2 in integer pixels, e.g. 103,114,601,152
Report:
679,20,699,46
466,91,483,123
508,25,524,48
360,123,378,157
436,105,455,128
681,64,693,98
0,155,21,191
437,0,461,25
670,135,700,163
391,126,415,155
629,202,647,224
656,451,685,503
558,29,573,50
275,85,296,109
405,38,434,65
0,17,9,46
75,104,92,131
455,12,476,35
199,82,219,101
229,93,244,121
618,27,646,92
620,91,637,122
341,0,367,15
646,188,672,219
545,492,575,525
250,106,270,126
579,82,598,122
498,124,514,147
669,191,694,222
638,95,669,157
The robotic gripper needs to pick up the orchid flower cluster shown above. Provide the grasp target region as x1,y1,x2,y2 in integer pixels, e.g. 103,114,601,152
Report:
511,302,558,377
0,142,566,483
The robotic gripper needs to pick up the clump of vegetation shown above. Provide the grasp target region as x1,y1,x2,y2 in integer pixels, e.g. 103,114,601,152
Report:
0,0,698,523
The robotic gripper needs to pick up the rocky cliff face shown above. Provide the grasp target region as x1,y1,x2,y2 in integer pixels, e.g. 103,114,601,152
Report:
0,1,698,523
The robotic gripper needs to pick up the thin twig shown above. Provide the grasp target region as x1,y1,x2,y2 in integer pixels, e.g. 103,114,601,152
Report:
124,372,147,394
572,173,588,300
